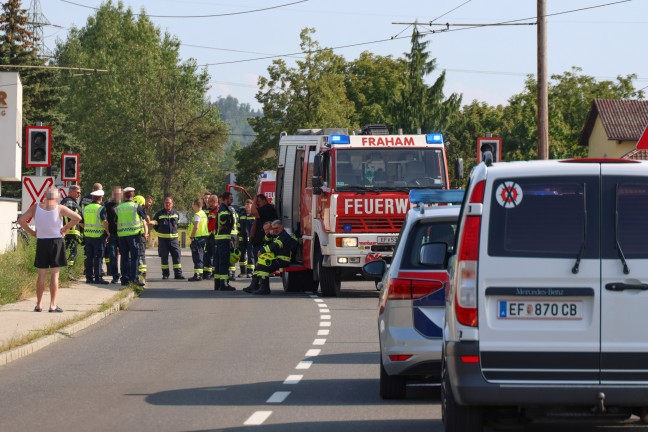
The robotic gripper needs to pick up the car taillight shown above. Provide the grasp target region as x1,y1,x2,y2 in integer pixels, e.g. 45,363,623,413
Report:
387,278,444,300
455,180,484,327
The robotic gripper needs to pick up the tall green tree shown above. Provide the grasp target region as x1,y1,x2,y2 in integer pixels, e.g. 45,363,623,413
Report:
392,27,461,134
56,1,227,204
345,51,407,130
237,28,355,188
0,0,66,197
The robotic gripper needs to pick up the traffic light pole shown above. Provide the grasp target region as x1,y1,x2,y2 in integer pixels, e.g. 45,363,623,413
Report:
35,121,44,177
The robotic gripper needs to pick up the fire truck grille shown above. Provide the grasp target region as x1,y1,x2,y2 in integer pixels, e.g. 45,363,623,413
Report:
336,217,404,233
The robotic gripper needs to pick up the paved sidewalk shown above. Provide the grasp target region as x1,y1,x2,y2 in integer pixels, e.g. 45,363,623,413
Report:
0,281,132,365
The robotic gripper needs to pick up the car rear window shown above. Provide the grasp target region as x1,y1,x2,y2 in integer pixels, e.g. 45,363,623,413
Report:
488,178,597,258
401,220,457,269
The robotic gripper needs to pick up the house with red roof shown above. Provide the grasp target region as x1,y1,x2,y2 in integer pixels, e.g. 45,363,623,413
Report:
578,99,648,159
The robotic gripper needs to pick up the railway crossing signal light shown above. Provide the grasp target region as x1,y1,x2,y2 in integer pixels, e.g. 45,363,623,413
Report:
61,153,80,182
25,126,52,167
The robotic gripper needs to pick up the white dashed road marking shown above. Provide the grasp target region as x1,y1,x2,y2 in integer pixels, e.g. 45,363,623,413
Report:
317,303,327,308
314,299,324,303
317,329,329,336
320,315,331,320
320,309,330,313
313,339,326,346
267,391,291,403
284,375,303,384
305,349,321,357
244,411,273,425
296,361,313,370
320,321,331,327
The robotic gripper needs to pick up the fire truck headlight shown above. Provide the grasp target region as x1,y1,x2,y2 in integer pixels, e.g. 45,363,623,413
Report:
336,237,358,248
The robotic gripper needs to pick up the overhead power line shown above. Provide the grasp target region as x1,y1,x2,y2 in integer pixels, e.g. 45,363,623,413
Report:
0,64,108,72
59,0,309,18
198,0,633,67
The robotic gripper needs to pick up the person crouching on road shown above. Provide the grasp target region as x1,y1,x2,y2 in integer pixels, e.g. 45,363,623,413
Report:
243,221,274,294
247,220,295,295
151,196,185,280
81,190,110,284
116,187,147,286
188,199,209,281
18,187,82,313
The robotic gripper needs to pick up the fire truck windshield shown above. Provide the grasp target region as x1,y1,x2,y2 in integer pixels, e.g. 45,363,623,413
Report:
334,148,446,190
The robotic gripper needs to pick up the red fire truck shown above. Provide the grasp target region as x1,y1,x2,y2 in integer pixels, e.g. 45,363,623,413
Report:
276,126,459,297
226,170,276,204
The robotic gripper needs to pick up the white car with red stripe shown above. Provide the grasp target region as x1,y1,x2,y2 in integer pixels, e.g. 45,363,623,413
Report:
442,156,648,431
362,190,462,399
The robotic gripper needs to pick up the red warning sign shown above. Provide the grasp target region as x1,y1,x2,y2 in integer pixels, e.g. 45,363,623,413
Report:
496,181,523,208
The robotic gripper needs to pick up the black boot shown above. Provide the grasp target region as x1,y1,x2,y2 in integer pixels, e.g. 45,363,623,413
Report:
188,273,202,282
243,276,259,293
203,272,213,280
246,268,253,278
221,280,236,291
214,278,220,291
252,277,271,295
228,270,236,281
174,272,186,280
162,269,170,280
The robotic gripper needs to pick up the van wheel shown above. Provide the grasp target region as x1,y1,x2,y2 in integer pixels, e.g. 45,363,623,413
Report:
441,354,483,432
316,245,340,297
380,358,407,399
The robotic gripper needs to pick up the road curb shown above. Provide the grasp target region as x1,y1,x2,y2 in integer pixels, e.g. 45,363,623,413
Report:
0,291,136,368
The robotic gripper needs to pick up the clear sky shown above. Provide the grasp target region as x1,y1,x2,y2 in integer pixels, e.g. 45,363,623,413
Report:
41,0,648,110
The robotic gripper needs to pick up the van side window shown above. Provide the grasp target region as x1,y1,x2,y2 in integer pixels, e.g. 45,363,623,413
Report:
617,183,648,258
488,178,598,258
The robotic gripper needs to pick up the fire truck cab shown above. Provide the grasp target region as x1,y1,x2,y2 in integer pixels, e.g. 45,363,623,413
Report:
276,126,453,297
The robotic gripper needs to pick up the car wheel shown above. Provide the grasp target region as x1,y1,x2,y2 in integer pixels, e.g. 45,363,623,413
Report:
441,351,483,431
380,357,407,399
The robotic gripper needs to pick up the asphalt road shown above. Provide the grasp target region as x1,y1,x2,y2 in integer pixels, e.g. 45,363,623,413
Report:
0,255,647,431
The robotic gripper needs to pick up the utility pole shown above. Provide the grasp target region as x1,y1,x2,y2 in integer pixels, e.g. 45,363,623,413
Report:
537,0,549,159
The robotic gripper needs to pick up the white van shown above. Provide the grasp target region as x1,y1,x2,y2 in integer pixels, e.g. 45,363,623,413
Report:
442,157,648,431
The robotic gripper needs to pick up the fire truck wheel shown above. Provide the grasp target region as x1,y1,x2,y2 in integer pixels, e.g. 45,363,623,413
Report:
316,255,340,298
281,271,314,293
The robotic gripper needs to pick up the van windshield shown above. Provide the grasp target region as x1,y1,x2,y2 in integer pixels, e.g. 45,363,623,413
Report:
334,149,445,190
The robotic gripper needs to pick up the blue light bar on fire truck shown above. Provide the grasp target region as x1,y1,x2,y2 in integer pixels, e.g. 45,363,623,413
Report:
409,189,465,213
425,133,444,144
328,134,351,145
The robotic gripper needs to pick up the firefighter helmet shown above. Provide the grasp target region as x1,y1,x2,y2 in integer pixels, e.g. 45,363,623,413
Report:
230,247,242,264
133,195,145,206
257,252,275,267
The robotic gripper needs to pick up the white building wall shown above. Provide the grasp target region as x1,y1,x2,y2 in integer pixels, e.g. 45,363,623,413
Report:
0,199,20,253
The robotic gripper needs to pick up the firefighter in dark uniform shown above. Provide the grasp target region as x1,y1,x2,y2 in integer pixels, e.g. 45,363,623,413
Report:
228,201,240,281
248,220,296,295
214,192,235,291
151,196,185,280
243,221,273,293
237,199,255,278
203,195,218,280
60,184,82,279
